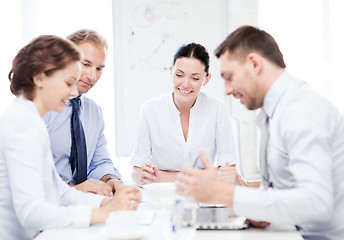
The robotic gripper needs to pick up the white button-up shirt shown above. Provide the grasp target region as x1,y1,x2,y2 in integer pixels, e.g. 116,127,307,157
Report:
233,71,344,240
130,92,237,170
0,96,104,240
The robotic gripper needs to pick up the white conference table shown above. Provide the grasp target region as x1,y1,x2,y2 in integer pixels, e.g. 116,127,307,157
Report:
35,220,304,240
35,223,304,240
35,188,304,240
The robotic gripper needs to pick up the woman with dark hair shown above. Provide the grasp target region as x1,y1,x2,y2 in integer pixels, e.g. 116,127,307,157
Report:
131,43,237,185
0,35,141,240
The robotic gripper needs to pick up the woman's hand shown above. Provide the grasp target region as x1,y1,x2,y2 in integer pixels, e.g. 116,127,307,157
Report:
139,163,160,184
104,185,142,211
91,185,142,224
132,164,179,185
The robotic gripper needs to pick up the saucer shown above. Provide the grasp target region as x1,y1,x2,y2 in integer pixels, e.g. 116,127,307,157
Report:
101,228,148,239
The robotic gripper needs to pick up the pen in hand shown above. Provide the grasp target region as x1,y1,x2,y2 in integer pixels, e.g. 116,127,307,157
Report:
145,163,158,179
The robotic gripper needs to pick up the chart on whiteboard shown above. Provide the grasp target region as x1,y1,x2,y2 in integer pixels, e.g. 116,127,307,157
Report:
113,0,224,156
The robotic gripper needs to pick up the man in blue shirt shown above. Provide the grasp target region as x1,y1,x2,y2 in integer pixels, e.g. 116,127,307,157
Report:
45,29,123,197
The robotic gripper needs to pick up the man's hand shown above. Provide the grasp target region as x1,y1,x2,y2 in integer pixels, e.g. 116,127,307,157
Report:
176,152,235,206
106,179,125,195
218,163,261,188
72,179,113,197
248,219,271,228
217,162,240,185
101,175,125,195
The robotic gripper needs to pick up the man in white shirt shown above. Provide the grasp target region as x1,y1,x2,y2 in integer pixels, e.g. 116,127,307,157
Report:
176,25,344,240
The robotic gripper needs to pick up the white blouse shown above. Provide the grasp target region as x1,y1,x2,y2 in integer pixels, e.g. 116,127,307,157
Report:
0,96,104,240
130,92,237,171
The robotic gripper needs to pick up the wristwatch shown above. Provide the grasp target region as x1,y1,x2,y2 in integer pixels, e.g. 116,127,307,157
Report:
105,176,122,183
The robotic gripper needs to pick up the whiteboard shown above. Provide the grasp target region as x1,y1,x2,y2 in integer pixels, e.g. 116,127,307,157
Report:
112,0,229,157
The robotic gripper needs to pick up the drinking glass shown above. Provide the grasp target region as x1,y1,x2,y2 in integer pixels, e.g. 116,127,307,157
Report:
171,198,197,240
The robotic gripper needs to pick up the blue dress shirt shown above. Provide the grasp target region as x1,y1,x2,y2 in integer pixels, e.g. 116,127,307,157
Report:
44,95,121,185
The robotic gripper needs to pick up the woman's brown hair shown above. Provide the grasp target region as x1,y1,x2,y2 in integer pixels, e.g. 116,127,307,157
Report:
8,35,81,100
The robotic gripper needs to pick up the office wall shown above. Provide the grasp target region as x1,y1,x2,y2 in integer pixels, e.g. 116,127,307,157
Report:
112,0,229,154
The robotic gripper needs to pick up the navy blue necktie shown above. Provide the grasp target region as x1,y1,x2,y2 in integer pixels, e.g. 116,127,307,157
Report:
69,97,87,184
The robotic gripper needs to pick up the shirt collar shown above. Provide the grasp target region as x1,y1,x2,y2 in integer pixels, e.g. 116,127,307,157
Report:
190,92,203,112
69,95,84,111
169,92,203,113
263,70,290,119
17,94,40,116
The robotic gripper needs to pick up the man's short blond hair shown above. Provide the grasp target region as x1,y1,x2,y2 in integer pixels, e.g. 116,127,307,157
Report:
67,29,108,51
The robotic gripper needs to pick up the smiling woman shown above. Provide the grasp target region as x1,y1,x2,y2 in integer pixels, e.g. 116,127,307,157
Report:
0,35,141,240
130,43,238,186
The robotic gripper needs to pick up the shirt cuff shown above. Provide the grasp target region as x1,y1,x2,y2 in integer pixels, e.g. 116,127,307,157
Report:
233,186,273,222
233,186,259,217
88,163,122,180
71,193,105,227
72,205,93,227
86,193,106,208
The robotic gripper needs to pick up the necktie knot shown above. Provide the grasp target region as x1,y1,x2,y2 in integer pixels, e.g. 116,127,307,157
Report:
256,110,268,129
70,97,80,112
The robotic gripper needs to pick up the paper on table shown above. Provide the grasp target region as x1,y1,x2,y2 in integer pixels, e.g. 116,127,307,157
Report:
137,208,155,226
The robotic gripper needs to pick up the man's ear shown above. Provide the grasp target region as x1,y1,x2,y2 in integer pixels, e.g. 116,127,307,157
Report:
247,53,263,75
33,72,45,88
203,73,211,86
